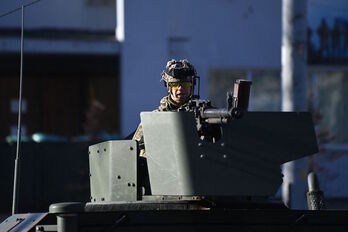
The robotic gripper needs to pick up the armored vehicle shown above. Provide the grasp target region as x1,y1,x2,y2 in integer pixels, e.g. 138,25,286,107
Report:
1,80,348,232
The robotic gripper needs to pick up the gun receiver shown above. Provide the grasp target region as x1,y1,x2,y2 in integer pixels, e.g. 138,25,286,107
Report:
182,79,252,140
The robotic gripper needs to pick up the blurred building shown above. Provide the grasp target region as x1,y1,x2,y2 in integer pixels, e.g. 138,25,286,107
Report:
0,0,120,141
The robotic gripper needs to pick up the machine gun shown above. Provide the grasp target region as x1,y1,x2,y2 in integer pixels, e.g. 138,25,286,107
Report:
180,79,252,141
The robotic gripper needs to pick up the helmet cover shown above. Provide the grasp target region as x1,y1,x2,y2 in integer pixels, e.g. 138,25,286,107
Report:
161,59,197,84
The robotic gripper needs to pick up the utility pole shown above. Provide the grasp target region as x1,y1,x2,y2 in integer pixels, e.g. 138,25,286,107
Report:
281,0,308,209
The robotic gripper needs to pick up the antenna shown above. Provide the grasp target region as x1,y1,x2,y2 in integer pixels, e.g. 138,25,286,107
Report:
0,0,43,216
0,0,43,215
12,5,25,215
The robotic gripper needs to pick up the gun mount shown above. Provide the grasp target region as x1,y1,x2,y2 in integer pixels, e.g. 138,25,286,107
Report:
87,79,318,202
188,79,252,123
88,111,318,203
182,79,252,141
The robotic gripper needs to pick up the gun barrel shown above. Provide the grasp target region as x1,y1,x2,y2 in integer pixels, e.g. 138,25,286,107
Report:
201,109,230,119
204,118,229,124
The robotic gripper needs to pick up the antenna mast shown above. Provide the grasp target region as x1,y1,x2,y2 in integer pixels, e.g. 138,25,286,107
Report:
12,5,25,215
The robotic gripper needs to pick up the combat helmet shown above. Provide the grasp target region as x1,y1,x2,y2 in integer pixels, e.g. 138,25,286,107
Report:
161,59,200,98
161,59,197,84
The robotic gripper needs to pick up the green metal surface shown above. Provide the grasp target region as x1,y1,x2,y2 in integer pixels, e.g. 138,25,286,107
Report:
140,111,318,197
57,215,78,232
49,203,84,214
89,140,137,202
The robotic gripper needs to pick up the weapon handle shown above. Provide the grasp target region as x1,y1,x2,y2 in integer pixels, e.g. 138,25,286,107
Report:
233,79,252,111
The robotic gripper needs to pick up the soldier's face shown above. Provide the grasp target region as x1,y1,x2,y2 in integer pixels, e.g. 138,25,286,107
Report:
169,81,192,104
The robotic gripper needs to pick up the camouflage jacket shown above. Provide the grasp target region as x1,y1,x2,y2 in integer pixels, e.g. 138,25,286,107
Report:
132,96,190,156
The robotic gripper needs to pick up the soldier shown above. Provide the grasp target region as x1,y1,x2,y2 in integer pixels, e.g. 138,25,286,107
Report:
133,59,198,155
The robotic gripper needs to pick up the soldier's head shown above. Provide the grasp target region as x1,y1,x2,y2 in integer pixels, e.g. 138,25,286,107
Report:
161,59,198,104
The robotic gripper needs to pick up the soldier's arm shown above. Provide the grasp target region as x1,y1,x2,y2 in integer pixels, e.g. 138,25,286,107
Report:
132,124,145,156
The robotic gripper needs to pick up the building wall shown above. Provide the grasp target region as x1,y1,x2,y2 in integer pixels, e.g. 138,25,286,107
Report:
0,0,115,30
120,0,281,136
0,0,120,139
0,0,117,53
